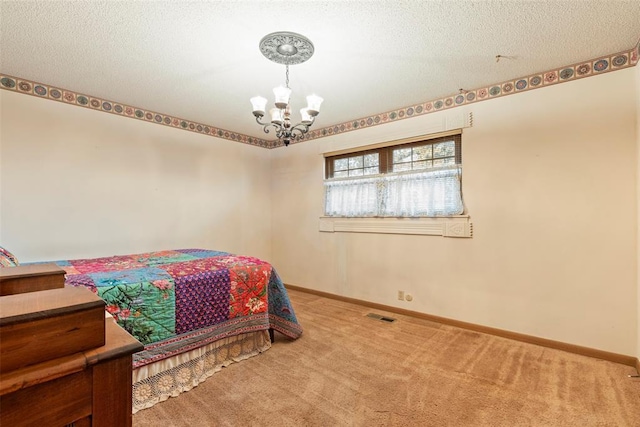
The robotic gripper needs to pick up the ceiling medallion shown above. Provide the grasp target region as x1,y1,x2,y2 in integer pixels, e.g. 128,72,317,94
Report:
259,31,315,65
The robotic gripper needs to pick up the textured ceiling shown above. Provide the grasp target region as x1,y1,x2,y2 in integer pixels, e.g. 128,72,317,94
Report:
1,1,639,142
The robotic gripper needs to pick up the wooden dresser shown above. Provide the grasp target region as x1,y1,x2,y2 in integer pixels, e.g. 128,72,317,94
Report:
0,263,66,296
0,264,144,426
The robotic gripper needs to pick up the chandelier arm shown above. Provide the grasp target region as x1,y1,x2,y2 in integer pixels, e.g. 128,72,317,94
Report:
290,123,311,136
273,125,286,139
255,115,270,126
258,121,272,135
256,116,285,135
290,116,316,135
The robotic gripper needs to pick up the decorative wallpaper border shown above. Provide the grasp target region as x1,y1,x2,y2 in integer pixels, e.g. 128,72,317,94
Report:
0,75,272,149
1,40,638,150
291,43,639,148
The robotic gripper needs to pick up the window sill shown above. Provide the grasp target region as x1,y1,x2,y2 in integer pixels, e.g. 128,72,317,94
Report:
318,216,473,238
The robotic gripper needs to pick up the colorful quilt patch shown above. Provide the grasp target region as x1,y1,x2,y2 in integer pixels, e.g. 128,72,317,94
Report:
267,269,298,325
174,269,230,334
229,264,269,318
65,273,98,293
210,255,266,270
157,258,223,277
175,249,229,258
132,251,198,266
89,267,171,287
99,281,176,344
70,255,146,273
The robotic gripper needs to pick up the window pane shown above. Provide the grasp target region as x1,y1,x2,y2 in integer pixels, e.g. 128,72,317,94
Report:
349,169,364,177
333,170,348,178
433,158,455,167
364,166,378,175
413,160,428,170
393,163,411,172
433,141,455,158
348,156,363,169
412,145,432,161
334,158,348,171
364,153,379,167
393,148,411,164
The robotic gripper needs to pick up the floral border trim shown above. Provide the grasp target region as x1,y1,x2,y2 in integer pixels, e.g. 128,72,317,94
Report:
0,75,273,149
285,45,639,148
1,42,638,150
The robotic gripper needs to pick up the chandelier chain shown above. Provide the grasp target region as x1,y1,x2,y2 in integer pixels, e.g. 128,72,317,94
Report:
285,65,290,89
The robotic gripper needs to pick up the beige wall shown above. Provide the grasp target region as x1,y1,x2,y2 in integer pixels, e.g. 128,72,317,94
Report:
270,68,638,356
0,90,272,263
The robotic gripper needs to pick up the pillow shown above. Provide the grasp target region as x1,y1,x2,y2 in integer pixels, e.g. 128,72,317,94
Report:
0,246,19,267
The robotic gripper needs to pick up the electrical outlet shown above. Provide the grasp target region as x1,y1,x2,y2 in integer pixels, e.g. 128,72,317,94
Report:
397,290,405,301
405,294,413,302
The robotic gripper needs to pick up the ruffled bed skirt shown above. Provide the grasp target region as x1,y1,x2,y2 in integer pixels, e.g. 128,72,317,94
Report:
132,330,271,413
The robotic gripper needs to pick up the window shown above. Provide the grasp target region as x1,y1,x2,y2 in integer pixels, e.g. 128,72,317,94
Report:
324,134,463,217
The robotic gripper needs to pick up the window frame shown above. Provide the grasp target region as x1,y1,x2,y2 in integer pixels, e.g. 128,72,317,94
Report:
325,134,462,179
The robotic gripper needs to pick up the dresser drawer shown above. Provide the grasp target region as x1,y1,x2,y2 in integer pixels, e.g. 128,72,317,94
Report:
0,369,92,425
0,263,66,296
0,286,105,372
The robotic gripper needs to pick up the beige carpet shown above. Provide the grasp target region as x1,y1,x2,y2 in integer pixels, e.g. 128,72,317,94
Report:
134,289,640,426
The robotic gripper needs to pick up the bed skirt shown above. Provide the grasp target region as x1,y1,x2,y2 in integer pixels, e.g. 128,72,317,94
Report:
132,330,271,413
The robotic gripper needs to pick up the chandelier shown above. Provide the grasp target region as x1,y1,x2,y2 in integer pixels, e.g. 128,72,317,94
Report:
250,32,323,147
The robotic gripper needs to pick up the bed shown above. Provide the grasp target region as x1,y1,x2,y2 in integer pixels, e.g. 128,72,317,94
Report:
46,248,302,412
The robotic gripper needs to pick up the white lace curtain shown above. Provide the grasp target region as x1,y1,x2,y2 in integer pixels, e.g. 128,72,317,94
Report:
324,167,463,217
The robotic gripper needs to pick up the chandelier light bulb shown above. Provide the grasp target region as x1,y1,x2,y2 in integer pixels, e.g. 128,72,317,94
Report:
269,107,284,125
300,108,313,125
250,96,267,117
305,94,323,116
273,86,292,109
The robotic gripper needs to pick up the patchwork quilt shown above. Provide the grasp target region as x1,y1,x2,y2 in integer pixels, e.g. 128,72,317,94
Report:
55,249,302,368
